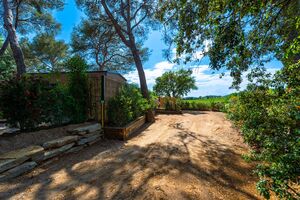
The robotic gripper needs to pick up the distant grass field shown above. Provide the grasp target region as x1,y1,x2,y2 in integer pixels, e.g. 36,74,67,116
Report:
183,96,229,104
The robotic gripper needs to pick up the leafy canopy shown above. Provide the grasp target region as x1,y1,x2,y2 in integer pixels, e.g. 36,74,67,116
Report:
71,18,137,72
0,36,15,80
154,69,197,98
21,34,68,72
0,0,63,37
226,62,300,199
157,0,300,88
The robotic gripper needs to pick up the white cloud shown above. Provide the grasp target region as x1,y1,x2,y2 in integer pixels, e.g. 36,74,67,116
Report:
124,61,280,97
171,40,211,61
125,61,175,87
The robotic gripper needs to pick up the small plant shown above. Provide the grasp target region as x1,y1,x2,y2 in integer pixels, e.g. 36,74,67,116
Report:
107,84,150,127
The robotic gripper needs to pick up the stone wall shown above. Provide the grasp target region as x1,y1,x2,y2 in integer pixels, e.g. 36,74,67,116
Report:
0,123,103,181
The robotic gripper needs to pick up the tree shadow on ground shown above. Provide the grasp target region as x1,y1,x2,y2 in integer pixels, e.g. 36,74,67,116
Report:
182,110,208,115
0,125,260,200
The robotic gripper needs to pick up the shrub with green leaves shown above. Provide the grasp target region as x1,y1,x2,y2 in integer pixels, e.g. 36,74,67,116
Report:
163,97,181,111
227,62,300,199
0,76,72,130
179,100,224,111
65,55,89,123
107,84,150,127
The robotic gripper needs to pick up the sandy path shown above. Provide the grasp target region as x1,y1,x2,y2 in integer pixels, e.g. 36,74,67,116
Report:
0,111,262,200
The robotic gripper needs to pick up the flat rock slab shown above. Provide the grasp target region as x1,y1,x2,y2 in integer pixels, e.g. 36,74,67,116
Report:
0,161,37,181
43,136,79,149
66,145,86,154
77,133,101,146
0,146,44,160
87,137,102,146
42,143,75,161
0,127,20,136
69,123,101,135
82,131,102,138
0,156,29,174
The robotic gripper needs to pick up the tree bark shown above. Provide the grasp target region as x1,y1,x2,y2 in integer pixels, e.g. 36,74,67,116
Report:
0,36,9,56
3,0,26,76
101,0,155,122
129,40,155,122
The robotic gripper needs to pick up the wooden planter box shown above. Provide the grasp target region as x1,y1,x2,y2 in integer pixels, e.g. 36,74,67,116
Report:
104,116,146,140
155,109,183,115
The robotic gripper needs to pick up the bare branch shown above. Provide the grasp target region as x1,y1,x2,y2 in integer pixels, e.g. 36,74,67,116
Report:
131,11,148,30
131,2,145,21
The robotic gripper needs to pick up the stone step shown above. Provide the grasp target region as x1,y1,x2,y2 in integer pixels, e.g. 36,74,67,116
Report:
77,133,101,146
41,143,75,161
0,146,44,161
69,123,101,135
66,145,86,154
0,161,37,182
0,156,29,174
43,136,79,150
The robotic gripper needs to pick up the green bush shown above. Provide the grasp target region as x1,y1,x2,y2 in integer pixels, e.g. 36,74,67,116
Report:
0,56,90,130
179,100,225,111
226,63,300,199
163,97,181,111
107,84,150,127
65,55,89,123
45,84,74,125
0,76,72,130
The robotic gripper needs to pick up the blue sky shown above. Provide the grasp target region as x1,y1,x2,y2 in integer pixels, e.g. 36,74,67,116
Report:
54,0,283,97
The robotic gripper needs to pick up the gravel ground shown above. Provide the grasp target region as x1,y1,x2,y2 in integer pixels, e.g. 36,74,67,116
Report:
0,111,263,200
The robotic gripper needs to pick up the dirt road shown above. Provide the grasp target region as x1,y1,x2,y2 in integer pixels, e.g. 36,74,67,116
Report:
0,111,262,200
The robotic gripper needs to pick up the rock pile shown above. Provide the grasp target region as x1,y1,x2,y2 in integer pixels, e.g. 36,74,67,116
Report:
0,123,103,181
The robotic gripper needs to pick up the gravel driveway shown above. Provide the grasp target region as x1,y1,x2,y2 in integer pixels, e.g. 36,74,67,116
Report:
0,111,262,200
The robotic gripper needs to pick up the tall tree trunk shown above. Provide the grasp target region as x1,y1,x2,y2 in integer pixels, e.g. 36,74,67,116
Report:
130,42,155,122
3,0,26,76
100,0,155,122
0,36,9,56
131,45,149,98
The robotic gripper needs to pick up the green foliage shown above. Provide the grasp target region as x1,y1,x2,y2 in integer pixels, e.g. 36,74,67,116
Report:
46,84,74,125
157,0,300,88
0,37,15,80
180,98,226,112
107,84,150,127
0,76,71,130
0,56,91,130
226,62,300,199
65,55,89,123
0,0,64,37
71,19,137,72
163,97,181,111
154,69,197,98
21,34,68,72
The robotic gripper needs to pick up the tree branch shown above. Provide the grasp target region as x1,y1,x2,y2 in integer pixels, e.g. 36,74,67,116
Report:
131,11,148,30
131,2,145,21
100,0,130,47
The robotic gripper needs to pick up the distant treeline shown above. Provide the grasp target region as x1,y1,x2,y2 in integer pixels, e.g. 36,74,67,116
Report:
183,94,235,100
